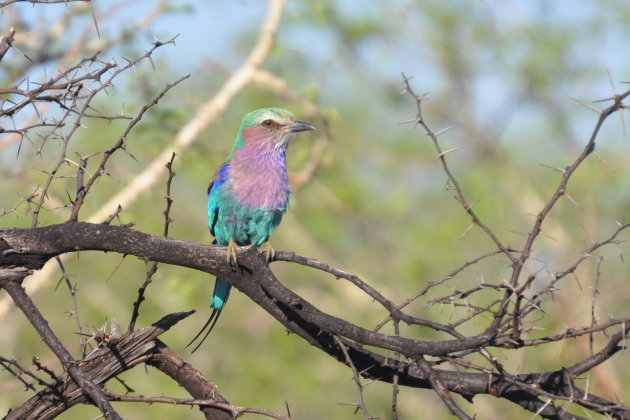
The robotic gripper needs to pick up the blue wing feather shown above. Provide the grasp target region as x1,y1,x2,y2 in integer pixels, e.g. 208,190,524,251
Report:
207,162,230,236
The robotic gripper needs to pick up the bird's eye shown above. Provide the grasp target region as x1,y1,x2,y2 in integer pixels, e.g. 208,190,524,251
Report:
262,119,274,127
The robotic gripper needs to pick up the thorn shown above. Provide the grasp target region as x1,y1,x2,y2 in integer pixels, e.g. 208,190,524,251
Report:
147,53,156,71
606,69,619,96
434,146,463,162
592,96,617,104
397,117,418,125
571,97,602,114
604,69,628,134
435,125,455,137
539,163,566,173
538,231,558,242
563,192,581,210
460,223,474,239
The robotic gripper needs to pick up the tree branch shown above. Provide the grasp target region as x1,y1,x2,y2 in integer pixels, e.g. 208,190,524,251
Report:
2,222,629,418
0,268,122,420
2,311,234,420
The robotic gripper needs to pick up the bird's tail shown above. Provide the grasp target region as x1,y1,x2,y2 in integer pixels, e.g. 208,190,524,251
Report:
210,277,231,311
186,278,231,353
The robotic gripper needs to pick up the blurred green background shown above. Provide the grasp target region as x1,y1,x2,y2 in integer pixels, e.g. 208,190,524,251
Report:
1,1,630,418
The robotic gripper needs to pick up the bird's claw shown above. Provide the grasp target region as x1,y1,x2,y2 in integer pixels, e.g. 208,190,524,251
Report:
226,237,239,268
262,240,275,264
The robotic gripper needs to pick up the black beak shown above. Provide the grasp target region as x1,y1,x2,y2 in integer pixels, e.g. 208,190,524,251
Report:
288,120,315,133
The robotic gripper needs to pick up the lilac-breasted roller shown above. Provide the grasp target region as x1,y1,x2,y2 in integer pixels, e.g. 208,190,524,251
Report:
188,108,315,352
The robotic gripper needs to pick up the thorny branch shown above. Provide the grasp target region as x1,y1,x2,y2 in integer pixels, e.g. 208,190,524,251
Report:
1,35,180,228
395,75,630,417
2,220,630,418
129,152,177,332
0,268,123,420
334,335,373,420
1,311,241,420
401,74,517,265
103,392,290,420
0,1,165,154
68,71,188,221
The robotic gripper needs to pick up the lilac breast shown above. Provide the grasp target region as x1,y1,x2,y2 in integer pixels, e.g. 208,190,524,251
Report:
228,144,290,211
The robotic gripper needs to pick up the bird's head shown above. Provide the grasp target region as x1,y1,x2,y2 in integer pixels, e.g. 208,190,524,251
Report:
230,108,315,157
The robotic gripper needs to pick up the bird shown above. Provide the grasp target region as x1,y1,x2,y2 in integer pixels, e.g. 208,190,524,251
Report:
187,107,315,352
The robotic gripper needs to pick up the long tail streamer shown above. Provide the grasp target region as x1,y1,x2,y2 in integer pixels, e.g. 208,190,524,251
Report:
186,309,223,353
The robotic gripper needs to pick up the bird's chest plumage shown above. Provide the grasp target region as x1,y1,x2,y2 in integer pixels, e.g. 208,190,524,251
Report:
211,147,289,246
228,146,290,210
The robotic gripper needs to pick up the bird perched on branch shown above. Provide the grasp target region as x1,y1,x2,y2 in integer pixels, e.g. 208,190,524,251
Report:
187,108,315,352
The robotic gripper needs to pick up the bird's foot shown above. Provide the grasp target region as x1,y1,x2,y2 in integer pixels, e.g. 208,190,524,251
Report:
261,240,276,264
226,237,239,268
